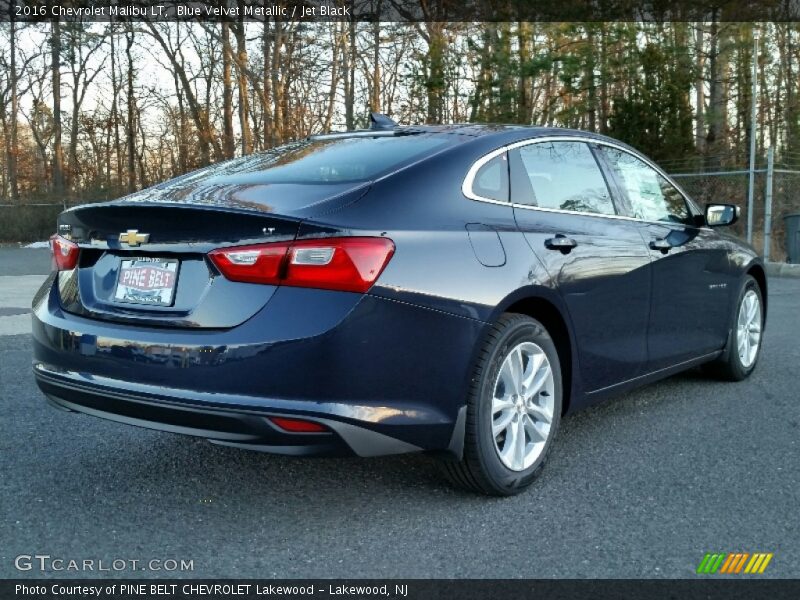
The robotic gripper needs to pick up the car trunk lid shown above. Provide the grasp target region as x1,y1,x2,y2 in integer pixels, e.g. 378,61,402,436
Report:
55,182,367,329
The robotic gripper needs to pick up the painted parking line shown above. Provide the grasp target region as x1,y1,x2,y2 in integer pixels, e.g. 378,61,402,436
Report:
0,313,31,336
0,275,47,337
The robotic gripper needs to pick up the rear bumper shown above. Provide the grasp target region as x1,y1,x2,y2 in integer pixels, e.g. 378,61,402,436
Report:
32,276,485,456
35,367,420,456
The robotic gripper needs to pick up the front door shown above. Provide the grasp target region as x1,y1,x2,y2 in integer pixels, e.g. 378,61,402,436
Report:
597,146,734,370
509,140,652,393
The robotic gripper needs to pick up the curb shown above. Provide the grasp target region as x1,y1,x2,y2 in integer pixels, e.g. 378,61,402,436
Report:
766,262,800,278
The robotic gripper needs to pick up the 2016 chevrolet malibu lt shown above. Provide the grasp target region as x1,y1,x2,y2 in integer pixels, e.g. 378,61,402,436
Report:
32,118,766,495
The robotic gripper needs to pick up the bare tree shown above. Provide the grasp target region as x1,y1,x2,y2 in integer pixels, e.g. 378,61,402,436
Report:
233,2,253,154
145,22,223,165
109,22,122,191
51,21,65,196
125,24,136,192
64,22,107,193
8,18,19,201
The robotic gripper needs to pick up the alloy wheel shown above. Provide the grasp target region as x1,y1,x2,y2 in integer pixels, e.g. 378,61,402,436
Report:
491,341,555,471
737,289,762,368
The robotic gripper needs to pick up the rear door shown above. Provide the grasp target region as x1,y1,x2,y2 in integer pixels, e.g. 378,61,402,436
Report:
509,140,651,393
596,146,734,370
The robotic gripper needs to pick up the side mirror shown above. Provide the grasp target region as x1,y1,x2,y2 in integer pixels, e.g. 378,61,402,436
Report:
705,204,739,227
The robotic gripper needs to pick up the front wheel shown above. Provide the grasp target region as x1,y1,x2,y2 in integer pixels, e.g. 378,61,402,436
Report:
708,275,764,381
441,314,562,496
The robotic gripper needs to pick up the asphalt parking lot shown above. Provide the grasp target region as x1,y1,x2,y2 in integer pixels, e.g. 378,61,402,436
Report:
1,247,798,579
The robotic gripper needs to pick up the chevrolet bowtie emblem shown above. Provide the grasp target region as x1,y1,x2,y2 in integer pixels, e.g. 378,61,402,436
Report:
118,229,150,247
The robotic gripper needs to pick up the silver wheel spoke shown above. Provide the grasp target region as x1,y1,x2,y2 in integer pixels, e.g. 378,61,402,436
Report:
508,347,524,393
527,401,552,424
525,360,551,400
514,419,526,469
520,352,544,394
498,361,515,396
747,296,758,323
492,395,514,412
500,418,520,468
523,414,547,443
493,409,514,436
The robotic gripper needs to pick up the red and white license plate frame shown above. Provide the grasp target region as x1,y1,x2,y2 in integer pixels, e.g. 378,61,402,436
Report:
114,257,180,306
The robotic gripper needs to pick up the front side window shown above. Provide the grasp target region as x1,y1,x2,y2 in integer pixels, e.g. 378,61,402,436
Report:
509,142,615,216
599,147,690,224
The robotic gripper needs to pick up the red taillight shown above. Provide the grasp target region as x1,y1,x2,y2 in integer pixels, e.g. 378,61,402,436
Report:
207,242,290,285
209,237,395,293
269,416,328,433
49,235,80,271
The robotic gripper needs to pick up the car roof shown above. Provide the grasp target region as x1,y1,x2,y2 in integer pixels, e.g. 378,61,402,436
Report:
427,124,635,146
311,124,636,153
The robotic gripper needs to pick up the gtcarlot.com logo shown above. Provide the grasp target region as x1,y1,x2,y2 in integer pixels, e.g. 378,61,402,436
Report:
14,554,194,573
697,552,773,574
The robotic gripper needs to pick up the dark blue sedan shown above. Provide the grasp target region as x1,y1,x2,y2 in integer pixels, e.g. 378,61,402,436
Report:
32,117,766,495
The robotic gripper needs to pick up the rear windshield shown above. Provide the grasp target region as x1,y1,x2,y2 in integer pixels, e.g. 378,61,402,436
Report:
183,134,452,186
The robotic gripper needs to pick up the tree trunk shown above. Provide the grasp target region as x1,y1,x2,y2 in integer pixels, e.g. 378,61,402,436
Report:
173,70,188,173
235,4,253,155
51,21,65,197
280,27,294,138
758,28,770,152
694,24,705,152
8,18,19,202
1,112,8,201
599,23,609,133
125,27,136,192
517,22,532,124
344,17,356,129
221,22,235,159
469,25,493,122
262,20,273,148
706,14,724,169
425,22,446,124
67,28,80,194
110,24,122,191
786,25,798,153
324,23,342,132
585,25,597,132
271,18,284,143
371,8,381,112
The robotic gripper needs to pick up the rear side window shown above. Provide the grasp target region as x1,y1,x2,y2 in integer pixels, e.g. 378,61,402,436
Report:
599,147,690,223
470,153,509,202
509,142,615,216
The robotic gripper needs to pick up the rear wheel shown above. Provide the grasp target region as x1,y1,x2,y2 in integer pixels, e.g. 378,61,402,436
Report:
441,314,562,496
707,275,764,381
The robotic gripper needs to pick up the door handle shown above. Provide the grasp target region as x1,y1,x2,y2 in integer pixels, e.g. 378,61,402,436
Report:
649,238,672,253
545,235,578,253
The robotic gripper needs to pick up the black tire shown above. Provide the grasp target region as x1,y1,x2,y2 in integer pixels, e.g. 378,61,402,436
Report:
440,313,562,496
706,275,764,381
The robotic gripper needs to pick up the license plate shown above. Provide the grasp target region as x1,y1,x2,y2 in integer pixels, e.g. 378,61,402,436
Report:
114,258,179,306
